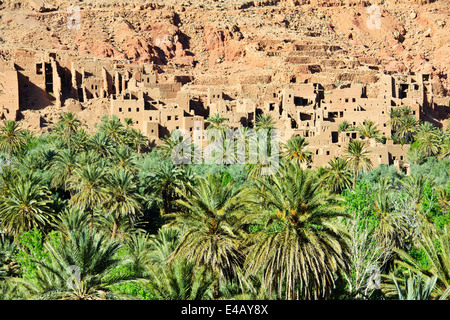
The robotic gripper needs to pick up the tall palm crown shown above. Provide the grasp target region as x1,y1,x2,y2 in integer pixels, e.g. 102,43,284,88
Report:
50,149,78,193
281,135,312,165
384,225,450,300
158,131,194,165
149,260,215,300
255,114,276,131
128,128,148,154
357,120,381,140
88,132,114,158
0,174,54,238
387,107,404,132
206,113,229,131
104,168,143,239
245,163,351,299
67,164,108,227
167,174,252,296
97,115,125,145
57,112,81,152
0,120,26,162
16,228,135,300
144,161,189,215
416,122,441,157
338,120,353,132
343,139,373,188
397,116,419,144
320,157,353,194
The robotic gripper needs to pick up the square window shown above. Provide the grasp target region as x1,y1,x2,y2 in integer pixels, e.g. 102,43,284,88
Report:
119,108,122,112
326,151,330,155
168,116,172,121
128,108,131,112
149,116,152,121
136,108,139,112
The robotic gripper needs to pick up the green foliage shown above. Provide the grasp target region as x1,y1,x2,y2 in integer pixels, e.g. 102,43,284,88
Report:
411,157,450,186
361,164,403,186
408,248,431,271
421,183,450,230
15,228,58,281
107,247,154,300
0,113,448,301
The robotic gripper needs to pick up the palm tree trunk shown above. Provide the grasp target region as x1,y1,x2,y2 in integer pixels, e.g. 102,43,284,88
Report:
112,218,118,239
7,143,11,164
89,208,94,230
212,281,219,300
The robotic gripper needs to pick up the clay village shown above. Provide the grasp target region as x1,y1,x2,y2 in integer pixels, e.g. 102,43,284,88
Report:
0,0,449,303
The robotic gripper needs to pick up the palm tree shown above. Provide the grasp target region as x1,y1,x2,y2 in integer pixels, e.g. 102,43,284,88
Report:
88,132,114,158
97,115,125,145
399,173,429,205
56,112,81,153
390,271,438,300
103,168,143,239
50,149,78,195
397,116,419,144
167,174,252,298
148,225,181,266
343,139,373,188
124,118,134,131
338,120,352,132
128,128,148,154
149,259,215,300
416,122,441,157
144,161,189,215
385,225,450,300
387,107,403,132
438,132,450,160
110,146,135,171
123,233,154,277
255,114,276,131
0,177,54,238
67,164,108,228
54,207,90,236
246,127,280,179
206,113,229,131
320,157,353,194
357,120,381,140
245,163,351,299
71,128,89,153
15,228,138,300
158,132,193,165
0,120,26,163
281,136,312,166
406,147,427,165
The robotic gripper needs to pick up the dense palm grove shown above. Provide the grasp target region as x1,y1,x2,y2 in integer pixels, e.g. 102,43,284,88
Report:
0,110,449,300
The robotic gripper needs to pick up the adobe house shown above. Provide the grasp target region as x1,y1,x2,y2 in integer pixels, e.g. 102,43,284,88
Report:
0,59,19,120
0,46,434,173
12,49,62,111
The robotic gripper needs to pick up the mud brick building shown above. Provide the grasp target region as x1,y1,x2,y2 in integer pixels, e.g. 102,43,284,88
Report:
0,47,442,172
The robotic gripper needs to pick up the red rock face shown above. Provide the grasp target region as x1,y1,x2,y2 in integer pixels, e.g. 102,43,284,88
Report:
0,0,448,105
